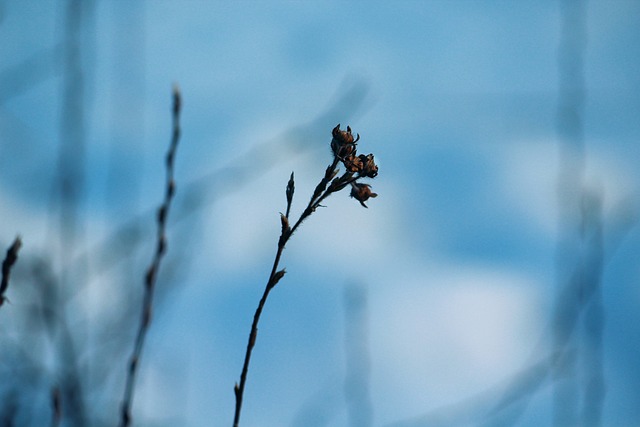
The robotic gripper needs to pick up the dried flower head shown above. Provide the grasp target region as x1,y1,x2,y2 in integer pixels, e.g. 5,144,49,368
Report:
343,154,364,173
331,124,360,159
332,123,357,145
359,153,378,178
327,124,379,208
350,182,378,208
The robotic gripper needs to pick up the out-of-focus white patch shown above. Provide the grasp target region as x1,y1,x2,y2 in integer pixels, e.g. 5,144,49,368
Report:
369,264,543,415
204,190,278,273
499,138,639,237
499,139,559,236
443,279,535,367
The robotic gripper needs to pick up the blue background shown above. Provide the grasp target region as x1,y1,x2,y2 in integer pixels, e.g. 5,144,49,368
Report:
1,1,639,426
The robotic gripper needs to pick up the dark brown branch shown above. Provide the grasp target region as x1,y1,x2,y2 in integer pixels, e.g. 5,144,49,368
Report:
233,125,378,426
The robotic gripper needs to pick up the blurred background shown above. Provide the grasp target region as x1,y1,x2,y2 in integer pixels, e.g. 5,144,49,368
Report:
1,1,639,426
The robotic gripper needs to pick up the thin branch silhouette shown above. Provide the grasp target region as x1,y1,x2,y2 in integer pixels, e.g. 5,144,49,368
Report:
119,86,182,427
233,124,378,426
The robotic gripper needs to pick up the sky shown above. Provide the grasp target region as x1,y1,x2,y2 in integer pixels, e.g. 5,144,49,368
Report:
1,1,639,426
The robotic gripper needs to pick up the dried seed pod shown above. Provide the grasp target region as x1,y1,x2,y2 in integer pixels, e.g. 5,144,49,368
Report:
286,172,295,206
330,124,358,158
359,153,378,178
343,154,364,173
269,269,286,289
350,182,378,208
280,213,291,234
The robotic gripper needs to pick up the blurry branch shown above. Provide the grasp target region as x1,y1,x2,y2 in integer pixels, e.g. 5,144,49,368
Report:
549,192,636,427
51,387,61,427
47,1,93,424
486,197,628,426
6,253,136,427
553,0,589,425
52,0,88,256
580,193,605,427
30,256,87,427
0,391,18,426
104,0,146,219
290,285,377,427
119,85,182,427
233,125,378,426
1,236,22,307
344,284,373,427
0,253,88,425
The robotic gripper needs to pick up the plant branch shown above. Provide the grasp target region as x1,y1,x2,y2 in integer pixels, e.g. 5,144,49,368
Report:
232,124,378,426
119,85,182,427
233,240,286,427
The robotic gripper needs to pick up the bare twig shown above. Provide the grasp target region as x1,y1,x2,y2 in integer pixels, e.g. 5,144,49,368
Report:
119,85,182,427
232,125,378,426
1,236,22,307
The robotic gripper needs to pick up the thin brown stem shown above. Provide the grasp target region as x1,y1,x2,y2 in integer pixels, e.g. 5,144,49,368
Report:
232,161,339,426
119,85,182,427
233,156,344,426
233,243,286,427
232,125,377,426
289,156,341,236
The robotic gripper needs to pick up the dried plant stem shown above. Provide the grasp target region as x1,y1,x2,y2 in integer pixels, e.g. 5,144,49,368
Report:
233,125,377,426
233,161,338,426
232,243,286,427
119,86,182,427
1,236,22,307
